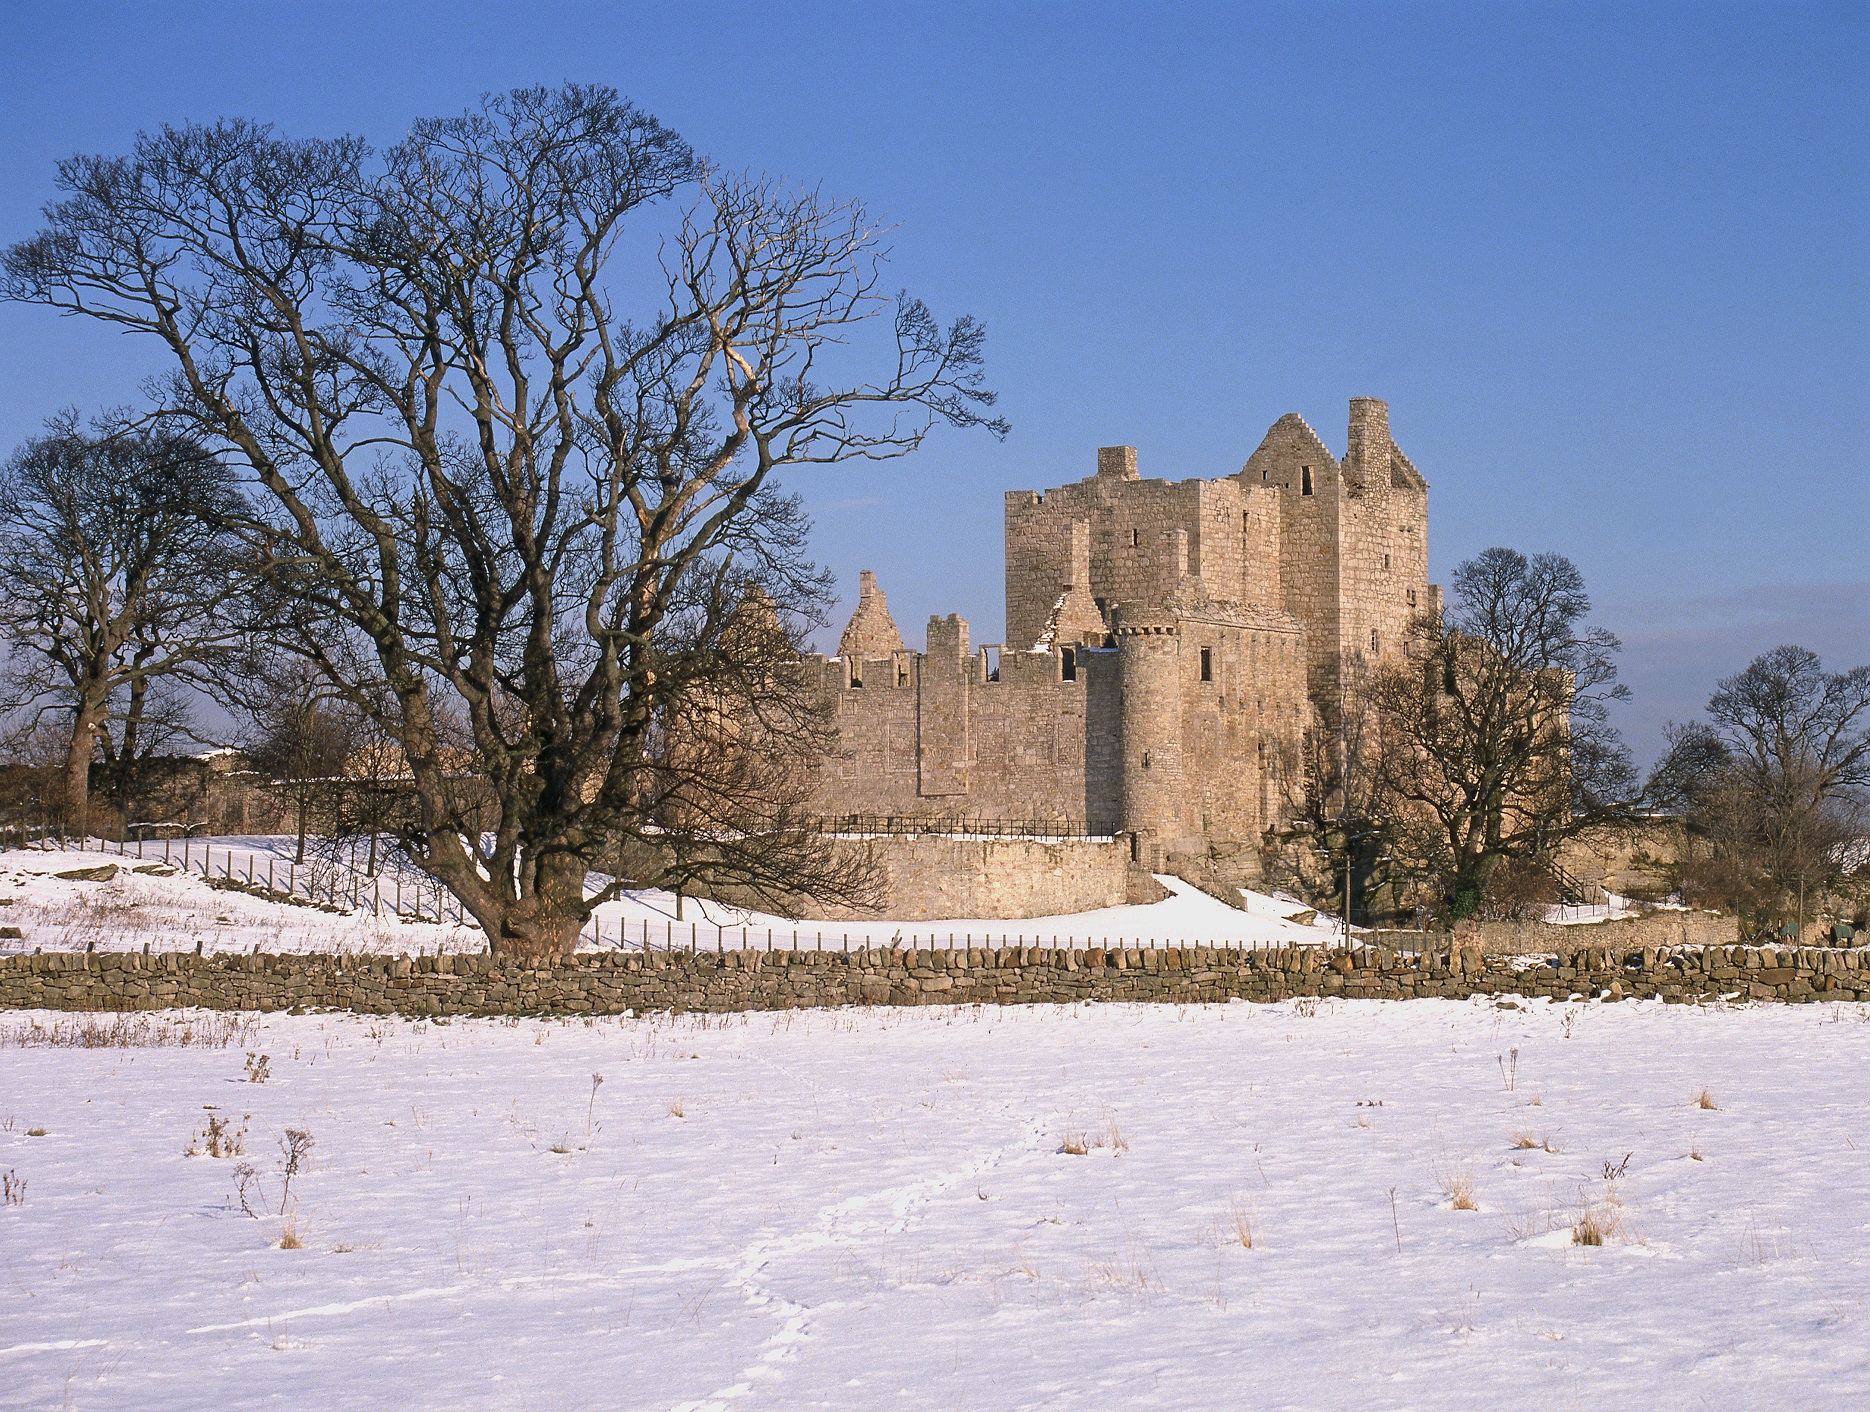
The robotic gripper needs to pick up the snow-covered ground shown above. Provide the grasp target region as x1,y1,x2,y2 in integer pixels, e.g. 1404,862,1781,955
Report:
0,842,1344,957
1542,892,1654,925
2,997,1866,1408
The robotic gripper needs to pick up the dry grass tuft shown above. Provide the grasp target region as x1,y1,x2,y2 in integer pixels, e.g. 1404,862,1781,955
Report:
1695,1087,1720,1110
186,1111,248,1158
1059,1112,1127,1156
1435,1156,1478,1211
1083,1243,1161,1297
1571,1183,1628,1246
1,1011,257,1050
666,1099,685,1119
1223,1194,1255,1249
278,1214,304,1250
1509,1129,1560,1153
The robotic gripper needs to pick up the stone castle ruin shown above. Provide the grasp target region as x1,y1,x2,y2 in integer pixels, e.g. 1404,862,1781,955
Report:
790,397,1439,918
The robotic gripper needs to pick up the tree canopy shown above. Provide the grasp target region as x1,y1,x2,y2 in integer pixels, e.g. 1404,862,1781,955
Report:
3,83,1006,956
1362,547,1636,918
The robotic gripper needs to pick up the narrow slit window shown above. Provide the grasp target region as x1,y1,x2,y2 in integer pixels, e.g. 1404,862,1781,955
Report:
1301,466,1313,496
1370,628,1380,654
1200,647,1213,682
1383,553,1391,570
1131,527,1141,547
1406,588,1417,608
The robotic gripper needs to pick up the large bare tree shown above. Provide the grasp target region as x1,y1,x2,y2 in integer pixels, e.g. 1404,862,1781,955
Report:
4,84,1005,957
1362,547,1636,918
0,415,249,833
1648,646,1870,922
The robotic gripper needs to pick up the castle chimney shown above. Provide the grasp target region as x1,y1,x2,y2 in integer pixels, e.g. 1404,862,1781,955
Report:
1097,446,1139,480
1068,520,1091,589
837,569,905,662
1165,528,1189,585
1346,398,1390,482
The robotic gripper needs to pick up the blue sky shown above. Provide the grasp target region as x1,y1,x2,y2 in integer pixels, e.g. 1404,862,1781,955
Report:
2,1,1864,766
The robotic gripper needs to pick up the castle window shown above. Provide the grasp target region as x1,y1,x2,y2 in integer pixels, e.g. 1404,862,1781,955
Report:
1131,528,1141,547
1301,466,1312,496
1406,588,1417,608
897,663,909,687
1200,647,1213,683
849,665,863,688
1370,628,1380,654
1383,553,1391,570
1062,647,1077,681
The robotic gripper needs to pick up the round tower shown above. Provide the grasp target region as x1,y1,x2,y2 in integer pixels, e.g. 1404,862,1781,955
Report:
1116,606,1188,869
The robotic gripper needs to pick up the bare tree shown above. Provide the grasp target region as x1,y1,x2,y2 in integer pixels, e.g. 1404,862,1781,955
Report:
1277,686,1391,925
4,84,1004,957
1648,646,1870,923
1361,547,1636,918
0,415,250,834
242,661,360,865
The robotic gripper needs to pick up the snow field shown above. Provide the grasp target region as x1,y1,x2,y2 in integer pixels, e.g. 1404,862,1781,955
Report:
2,997,1867,1408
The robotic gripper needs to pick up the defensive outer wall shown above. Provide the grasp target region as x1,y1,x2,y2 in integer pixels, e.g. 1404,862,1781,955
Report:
3,939,1867,1016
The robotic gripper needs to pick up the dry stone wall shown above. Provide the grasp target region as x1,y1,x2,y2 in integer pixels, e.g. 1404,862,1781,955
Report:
3,941,1866,1017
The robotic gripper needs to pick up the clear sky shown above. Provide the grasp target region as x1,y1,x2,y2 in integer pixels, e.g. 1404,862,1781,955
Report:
1,1,1864,768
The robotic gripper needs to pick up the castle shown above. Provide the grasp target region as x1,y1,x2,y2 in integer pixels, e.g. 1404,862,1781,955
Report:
799,397,1438,911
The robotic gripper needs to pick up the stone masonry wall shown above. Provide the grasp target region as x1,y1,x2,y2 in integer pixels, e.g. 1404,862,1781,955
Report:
806,641,1123,829
2,941,1866,1017
736,834,1139,923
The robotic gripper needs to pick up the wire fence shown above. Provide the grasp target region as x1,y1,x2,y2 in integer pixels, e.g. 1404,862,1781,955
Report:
45,832,468,928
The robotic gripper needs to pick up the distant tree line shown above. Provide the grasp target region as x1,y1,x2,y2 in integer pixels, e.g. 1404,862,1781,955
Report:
1286,542,1866,932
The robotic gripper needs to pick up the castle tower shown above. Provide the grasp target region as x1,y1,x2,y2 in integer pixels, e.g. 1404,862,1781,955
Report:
1239,398,1430,722
1116,606,1188,869
917,614,970,798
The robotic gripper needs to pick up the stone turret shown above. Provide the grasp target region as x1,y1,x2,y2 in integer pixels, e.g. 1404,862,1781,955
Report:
837,570,905,661
1115,605,1188,870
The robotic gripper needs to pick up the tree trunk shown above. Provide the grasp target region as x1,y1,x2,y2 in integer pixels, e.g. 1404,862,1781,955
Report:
64,700,105,839
489,852,589,962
